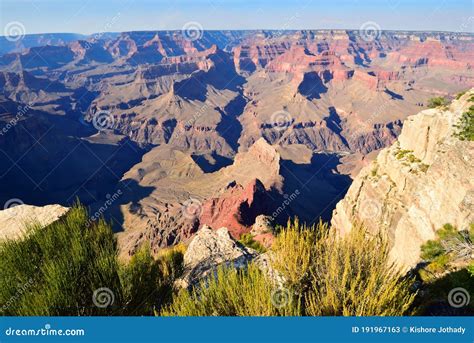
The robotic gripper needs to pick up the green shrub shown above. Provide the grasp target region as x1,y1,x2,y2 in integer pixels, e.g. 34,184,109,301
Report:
468,262,474,277
0,205,123,315
156,243,185,281
419,163,429,173
455,91,466,100
0,204,423,317
454,105,474,141
420,240,444,260
163,220,415,316
395,149,412,159
0,204,181,316
272,221,415,316
427,97,449,108
370,164,378,177
437,223,458,240
419,223,473,281
119,245,181,315
407,153,420,163
161,264,298,316
239,233,266,253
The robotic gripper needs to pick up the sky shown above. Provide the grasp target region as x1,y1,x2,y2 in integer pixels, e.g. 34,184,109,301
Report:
0,0,473,35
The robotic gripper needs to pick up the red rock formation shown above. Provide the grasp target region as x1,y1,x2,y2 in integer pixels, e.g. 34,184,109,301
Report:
199,179,270,239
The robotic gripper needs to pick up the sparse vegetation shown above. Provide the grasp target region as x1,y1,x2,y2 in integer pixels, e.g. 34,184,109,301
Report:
419,223,473,279
395,149,413,160
419,163,429,173
427,96,449,109
370,163,378,177
468,262,474,277
393,148,429,173
270,219,323,289
455,91,466,100
163,220,416,316
453,105,474,141
416,223,474,315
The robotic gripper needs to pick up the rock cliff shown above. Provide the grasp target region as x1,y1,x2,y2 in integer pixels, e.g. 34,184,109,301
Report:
0,204,69,240
331,89,474,267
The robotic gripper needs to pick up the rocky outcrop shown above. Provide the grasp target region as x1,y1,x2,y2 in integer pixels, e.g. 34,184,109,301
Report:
176,224,284,288
251,215,276,248
199,179,271,239
0,204,69,240
331,90,474,268
176,225,257,288
251,215,274,235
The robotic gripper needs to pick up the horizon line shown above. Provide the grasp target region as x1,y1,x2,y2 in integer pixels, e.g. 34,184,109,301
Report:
1,28,473,38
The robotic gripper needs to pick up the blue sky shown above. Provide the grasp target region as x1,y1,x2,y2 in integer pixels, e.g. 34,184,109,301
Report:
1,0,473,35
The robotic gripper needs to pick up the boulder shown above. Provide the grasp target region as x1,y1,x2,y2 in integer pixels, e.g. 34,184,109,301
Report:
176,225,257,288
251,215,275,235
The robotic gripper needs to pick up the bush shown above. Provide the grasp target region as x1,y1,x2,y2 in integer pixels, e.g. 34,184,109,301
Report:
304,226,416,316
455,91,466,100
418,223,473,282
427,97,449,108
239,233,266,253
0,205,123,315
468,262,474,277
270,219,325,289
453,105,474,141
420,223,473,262
161,264,298,316
0,204,420,317
420,240,444,260
163,220,415,316
0,204,182,316
155,243,185,281
119,244,182,315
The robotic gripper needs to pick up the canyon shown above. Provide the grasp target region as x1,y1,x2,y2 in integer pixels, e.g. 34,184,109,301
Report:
0,30,473,259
